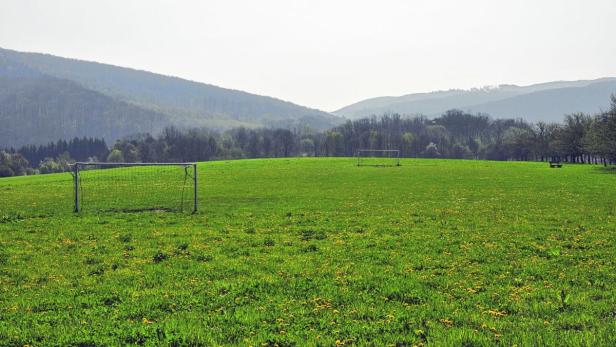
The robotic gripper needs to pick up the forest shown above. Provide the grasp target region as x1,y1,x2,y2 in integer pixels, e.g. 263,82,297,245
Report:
1,95,615,177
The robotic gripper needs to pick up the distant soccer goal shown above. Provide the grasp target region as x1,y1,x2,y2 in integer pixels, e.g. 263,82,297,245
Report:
356,149,401,167
71,162,197,213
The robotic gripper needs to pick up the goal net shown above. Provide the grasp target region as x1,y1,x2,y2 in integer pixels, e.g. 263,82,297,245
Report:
71,162,197,213
356,149,401,167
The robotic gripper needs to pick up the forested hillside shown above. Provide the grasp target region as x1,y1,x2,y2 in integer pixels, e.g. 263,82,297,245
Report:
0,75,169,147
0,47,342,137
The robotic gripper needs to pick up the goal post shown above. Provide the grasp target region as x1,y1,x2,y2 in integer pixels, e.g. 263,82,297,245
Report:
71,162,198,213
356,149,401,167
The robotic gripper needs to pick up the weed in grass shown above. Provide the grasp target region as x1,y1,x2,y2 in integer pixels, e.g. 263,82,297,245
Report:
88,266,106,276
303,244,319,253
299,229,326,241
102,295,121,307
0,212,24,223
84,257,100,265
152,251,168,263
194,254,213,262
560,289,572,311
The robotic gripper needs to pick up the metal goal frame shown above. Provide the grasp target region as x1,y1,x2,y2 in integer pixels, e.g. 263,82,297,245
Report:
356,149,401,167
71,162,198,213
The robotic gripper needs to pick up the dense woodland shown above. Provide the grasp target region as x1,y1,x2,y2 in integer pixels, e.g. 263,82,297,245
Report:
0,75,170,148
2,96,615,177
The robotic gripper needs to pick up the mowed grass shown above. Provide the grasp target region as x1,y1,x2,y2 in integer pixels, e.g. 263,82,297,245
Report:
1,158,615,346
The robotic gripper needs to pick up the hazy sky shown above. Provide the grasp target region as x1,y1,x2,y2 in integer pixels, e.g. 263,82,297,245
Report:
1,0,615,111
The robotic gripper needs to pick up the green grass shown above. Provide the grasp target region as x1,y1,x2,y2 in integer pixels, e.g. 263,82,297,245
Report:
1,158,615,346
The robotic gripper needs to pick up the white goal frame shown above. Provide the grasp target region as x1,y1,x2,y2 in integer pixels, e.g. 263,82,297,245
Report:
356,149,401,167
71,162,198,213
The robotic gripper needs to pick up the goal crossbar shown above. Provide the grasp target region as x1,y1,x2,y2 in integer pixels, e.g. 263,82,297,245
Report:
74,162,194,166
71,162,198,213
356,149,401,167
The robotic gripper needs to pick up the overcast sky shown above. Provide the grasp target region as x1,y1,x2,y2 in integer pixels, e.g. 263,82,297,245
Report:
1,0,615,111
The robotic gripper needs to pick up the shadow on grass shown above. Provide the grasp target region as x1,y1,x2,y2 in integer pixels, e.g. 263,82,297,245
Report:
593,166,616,175
356,165,402,168
103,207,175,213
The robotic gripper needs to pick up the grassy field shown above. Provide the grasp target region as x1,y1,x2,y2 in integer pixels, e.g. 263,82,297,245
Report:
1,158,615,346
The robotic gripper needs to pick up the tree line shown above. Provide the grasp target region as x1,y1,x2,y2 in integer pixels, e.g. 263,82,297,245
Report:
2,95,615,177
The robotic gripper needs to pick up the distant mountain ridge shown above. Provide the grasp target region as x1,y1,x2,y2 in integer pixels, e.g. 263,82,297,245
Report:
335,78,616,122
0,47,342,147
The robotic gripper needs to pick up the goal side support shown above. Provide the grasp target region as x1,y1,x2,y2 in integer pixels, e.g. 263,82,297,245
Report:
71,162,198,213
73,163,79,213
193,163,198,213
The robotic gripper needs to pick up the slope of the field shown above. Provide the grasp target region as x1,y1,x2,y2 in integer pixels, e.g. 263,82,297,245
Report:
1,158,615,345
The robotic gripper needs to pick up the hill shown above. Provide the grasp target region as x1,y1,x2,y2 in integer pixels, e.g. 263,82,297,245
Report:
0,74,169,148
0,48,342,147
1,158,615,345
335,78,616,122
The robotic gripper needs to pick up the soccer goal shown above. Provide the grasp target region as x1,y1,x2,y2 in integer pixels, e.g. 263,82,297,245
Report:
71,162,198,213
356,149,401,167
